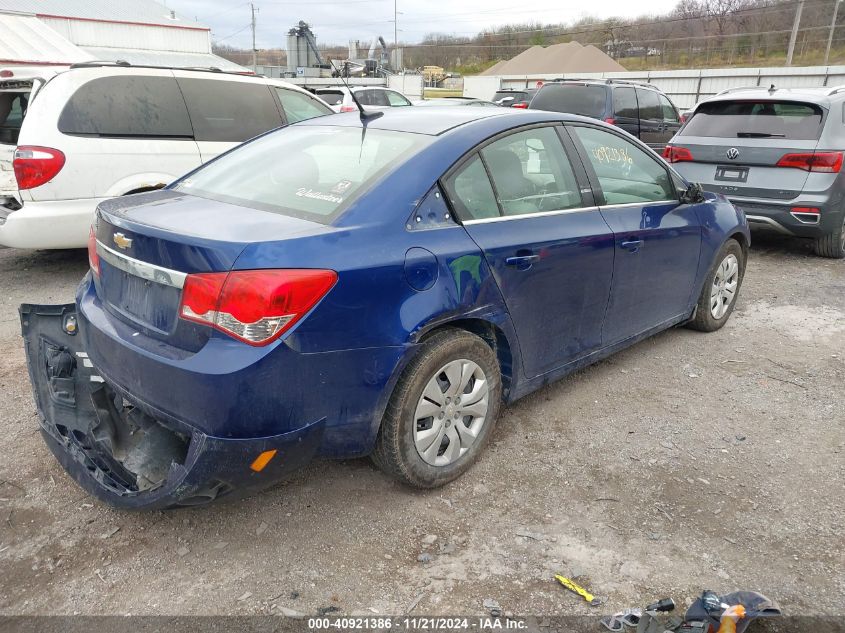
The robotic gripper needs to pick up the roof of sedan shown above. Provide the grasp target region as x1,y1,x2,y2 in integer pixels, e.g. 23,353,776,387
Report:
300,106,562,136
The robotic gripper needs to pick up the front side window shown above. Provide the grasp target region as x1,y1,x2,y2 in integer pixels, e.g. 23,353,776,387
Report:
178,79,282,142
571,126,675,205
386,90,411,106
659,94,679,123
442,154,498,221
480,127,582,217
174,126,431,223
636,88,661,121
276,88,332,123
58,76,193,138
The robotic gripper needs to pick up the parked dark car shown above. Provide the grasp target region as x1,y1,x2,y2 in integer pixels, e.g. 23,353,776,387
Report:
529,79,682,151
21,107,748,509
492,88,536,109
664,86,845,258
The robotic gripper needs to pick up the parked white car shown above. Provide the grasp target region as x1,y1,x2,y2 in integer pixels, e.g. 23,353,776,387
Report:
0,63,332,249
314,86,413,113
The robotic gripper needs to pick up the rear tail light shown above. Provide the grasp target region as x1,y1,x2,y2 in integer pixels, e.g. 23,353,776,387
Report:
179,269,337,346
776,151,843,173
339,104,357,113
13,146,66,190
662,146,694,163
604,117,616,125
87,226,100,277
512,102,528,109
679,113,688,124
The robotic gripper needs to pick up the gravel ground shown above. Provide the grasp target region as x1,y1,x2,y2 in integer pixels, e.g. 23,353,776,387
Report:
0,232,842,618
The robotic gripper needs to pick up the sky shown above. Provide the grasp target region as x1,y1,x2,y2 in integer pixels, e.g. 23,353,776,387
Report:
165,0,681,51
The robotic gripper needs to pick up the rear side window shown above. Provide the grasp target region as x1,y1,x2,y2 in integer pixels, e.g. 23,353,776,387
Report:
276,88,331,123
59,76,192,138
613,87,637,119
480,127,582,217
316,90,344,106
679,100,824,140
636,89,661,120
530,84,607,118
178,79,282,142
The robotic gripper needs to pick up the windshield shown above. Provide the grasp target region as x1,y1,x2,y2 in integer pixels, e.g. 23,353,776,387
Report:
681,100,824,140
173,126,432,223
530,84,607,117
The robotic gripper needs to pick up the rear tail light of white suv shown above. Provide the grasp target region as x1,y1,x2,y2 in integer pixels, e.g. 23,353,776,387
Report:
13,146,66,190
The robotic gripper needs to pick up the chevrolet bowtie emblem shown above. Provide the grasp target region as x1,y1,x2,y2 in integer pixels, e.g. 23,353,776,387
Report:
113,232,133,249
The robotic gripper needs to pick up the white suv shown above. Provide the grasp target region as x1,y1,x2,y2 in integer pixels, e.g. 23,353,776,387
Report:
0,63,332,249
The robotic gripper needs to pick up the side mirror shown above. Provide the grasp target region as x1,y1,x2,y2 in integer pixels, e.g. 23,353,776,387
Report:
680,182,705,204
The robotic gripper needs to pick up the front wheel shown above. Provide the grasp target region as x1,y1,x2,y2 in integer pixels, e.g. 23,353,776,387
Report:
686,238,745,332
372,329,502,488
813,215,845,259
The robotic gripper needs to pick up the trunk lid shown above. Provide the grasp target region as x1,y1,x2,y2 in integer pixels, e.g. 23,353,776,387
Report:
93,190,330,347
671,136,818,200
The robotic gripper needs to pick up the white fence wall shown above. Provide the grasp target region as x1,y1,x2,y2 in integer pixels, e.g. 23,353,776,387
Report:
388,74,424,99
465,65,845,109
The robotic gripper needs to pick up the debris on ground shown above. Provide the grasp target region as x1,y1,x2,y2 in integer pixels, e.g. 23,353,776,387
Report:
482,598,502,617
100,527,120,539
236,592,252,602
555,575,603,606
417,553,433,563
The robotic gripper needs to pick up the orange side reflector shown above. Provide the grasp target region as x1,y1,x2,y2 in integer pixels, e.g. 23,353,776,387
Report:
250,449,277,472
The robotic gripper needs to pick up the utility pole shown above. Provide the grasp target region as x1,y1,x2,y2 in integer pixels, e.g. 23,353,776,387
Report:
825,0,842,66
394,0,398,48
786,0,805,66
250,3,259,73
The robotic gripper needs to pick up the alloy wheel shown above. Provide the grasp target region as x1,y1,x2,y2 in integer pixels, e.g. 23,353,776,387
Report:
413,359,489,466
710,253,739,319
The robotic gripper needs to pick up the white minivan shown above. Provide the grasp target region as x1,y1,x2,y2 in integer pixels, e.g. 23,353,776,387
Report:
0,63,333,249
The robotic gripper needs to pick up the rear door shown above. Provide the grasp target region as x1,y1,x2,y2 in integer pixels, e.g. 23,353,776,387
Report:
568,124,701,344
667,100,823,201
612,86,639,138
177,76,284,162
443,125,615,377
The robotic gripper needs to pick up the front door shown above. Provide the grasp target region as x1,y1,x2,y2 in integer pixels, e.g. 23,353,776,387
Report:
442,125,615,378
568,124,702,345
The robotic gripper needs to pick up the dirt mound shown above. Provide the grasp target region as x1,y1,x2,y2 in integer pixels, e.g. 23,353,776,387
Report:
477,41,625,75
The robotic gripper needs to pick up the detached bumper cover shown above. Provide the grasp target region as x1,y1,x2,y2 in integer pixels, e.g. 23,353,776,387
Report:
20,303,325,510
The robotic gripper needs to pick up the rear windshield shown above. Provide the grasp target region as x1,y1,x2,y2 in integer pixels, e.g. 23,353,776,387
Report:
530,84,607,117
493,91,527,103
681,100,824,140
173,126,432,223
316,90,344,106
0,88,30,144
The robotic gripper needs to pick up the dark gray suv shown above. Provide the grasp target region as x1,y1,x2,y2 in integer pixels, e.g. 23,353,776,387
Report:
664,86,845,258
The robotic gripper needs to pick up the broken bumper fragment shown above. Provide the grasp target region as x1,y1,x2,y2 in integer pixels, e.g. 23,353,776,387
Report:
20,304,325,510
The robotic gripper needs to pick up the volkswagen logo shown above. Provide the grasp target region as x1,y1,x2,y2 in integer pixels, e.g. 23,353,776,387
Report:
726,147,740,160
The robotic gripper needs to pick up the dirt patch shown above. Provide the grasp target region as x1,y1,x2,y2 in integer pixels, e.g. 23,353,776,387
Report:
0,231,842,617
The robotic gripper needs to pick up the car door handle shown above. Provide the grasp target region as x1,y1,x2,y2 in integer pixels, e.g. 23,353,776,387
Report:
505,254,540,268
620,239,643,252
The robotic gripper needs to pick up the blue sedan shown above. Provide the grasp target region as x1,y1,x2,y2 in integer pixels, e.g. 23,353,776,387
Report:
20,107,749,508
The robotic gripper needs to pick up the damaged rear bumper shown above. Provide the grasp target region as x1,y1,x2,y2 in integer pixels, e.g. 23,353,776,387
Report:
20,303,325,510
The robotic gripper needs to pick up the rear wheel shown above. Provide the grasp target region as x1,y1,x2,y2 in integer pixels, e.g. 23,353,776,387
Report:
687,238,745,332
372,329,501,488
813,215,845,259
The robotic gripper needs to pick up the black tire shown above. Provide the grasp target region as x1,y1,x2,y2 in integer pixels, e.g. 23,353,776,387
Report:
686,238,745,332
372,328,502,488
813,215,845,259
